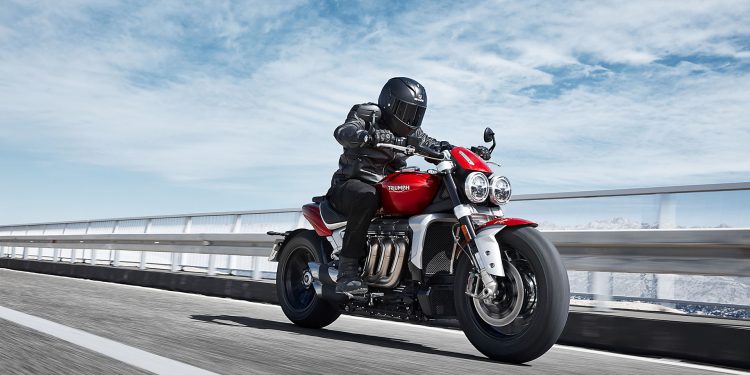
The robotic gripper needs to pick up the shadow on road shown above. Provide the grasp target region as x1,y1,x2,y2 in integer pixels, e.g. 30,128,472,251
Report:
190,314,522,365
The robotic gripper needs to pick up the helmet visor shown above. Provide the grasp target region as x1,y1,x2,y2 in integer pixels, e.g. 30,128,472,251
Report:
393,99,426,129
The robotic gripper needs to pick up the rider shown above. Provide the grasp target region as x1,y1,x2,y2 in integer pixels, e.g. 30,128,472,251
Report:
327,77,450,294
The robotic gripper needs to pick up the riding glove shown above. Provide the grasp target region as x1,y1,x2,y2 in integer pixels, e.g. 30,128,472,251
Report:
370,129,405,146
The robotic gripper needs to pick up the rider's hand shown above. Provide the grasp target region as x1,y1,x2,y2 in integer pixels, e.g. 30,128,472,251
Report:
471,146,491,160
438,141,454,152
370,128,401,146
354,130,370,147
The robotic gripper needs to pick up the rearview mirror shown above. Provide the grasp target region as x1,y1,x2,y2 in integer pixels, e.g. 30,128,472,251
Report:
484,127,495,143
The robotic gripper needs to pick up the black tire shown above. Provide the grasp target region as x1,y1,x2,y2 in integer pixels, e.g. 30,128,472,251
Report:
454,226,569,363
276,230,341,328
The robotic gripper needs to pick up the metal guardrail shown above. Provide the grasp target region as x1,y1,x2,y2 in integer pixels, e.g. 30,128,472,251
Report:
0,234,274,256
0,182,748,314
1,229,748,276
547,229,750,276
512,181,750,200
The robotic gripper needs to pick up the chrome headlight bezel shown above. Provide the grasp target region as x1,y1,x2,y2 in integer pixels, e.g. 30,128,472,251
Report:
489,175,512,205
464,172,490,203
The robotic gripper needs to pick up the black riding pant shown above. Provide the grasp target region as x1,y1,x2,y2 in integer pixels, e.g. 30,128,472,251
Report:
327,179,379,259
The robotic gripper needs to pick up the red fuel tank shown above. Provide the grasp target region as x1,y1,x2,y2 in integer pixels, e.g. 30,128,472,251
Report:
377,171,441,216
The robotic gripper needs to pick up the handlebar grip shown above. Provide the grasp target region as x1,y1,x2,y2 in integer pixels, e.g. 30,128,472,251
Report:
419,145,444,159
405,135,443,159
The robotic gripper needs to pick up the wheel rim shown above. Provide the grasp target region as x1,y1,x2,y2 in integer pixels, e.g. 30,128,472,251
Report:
469,249,539,336
472,260,525,327
283,246,316,311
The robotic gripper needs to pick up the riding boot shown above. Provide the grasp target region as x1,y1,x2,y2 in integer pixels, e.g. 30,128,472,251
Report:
336,256,367,294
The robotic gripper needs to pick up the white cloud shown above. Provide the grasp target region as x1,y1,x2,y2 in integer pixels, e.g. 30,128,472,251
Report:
0,0,749,198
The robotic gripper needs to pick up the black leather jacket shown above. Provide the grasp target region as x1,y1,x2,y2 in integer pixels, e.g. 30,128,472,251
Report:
330,103,441,187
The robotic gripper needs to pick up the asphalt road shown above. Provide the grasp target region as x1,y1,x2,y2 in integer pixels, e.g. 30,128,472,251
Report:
0,268,745,375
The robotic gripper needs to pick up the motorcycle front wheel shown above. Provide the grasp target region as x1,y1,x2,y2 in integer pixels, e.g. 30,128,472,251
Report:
276,230,341,328
454,226,569,363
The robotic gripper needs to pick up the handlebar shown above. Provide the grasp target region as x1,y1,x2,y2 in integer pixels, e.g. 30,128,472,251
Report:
418,144,446,159
375,142,445,161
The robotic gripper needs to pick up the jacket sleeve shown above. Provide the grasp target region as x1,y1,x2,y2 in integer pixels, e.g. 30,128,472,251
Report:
333,103,380,148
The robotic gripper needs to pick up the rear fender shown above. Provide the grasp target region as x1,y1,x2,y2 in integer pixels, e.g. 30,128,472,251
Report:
268,229,331,264
474,218,538,277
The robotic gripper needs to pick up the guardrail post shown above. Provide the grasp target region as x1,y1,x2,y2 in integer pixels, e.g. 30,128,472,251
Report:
252,257,262,280
11,245,16,259
38,225,47,261
657,274,677,308
21,229,29,259
655,194,677,308
139,219,152,270
111,220,121,267
85,223,94,265
658,194,676,229
36,224,47,260
207,255,217,276
226,255,235,276
69,221,76,263
592,272,612,311
55,224,66,262
171,217,191,272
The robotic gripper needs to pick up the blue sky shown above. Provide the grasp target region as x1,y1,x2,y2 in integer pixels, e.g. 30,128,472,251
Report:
1,1,749,225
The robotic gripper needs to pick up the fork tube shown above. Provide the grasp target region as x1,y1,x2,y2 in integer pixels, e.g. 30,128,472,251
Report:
443,173,478,243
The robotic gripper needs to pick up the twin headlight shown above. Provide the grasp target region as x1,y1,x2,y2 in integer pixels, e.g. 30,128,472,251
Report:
464,172,511,205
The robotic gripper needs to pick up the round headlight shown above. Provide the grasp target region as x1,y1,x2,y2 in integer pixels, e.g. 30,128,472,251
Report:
464,172,490,203
489,175,512,205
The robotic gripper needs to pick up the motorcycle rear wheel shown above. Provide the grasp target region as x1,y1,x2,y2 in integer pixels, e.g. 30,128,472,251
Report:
276,230,341,328
454,226,569,363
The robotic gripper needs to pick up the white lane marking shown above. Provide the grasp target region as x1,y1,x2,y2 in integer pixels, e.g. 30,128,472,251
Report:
3,268,747,374
0,305,218,375
553,345,749,375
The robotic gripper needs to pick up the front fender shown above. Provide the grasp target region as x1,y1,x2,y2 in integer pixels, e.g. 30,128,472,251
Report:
474,219,537,277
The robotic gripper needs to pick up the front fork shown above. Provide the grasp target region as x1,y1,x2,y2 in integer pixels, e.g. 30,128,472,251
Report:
442,172,500,299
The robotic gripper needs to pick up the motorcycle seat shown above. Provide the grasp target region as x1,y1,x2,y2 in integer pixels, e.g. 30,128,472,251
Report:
319,200,347,230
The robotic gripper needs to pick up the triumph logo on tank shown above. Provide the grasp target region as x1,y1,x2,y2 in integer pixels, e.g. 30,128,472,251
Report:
387,185,410,192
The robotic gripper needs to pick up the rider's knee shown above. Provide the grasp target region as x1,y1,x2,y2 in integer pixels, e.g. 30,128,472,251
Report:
359,189,379,209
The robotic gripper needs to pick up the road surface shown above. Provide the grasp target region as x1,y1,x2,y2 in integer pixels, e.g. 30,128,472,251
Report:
0,268,744,375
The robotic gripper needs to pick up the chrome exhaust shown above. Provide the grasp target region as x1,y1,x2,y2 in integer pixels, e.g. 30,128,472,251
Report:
378,237,407,288
362,236,408,288
364,237,382,278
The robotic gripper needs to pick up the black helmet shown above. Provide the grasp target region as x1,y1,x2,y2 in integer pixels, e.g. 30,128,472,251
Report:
378,77,427,137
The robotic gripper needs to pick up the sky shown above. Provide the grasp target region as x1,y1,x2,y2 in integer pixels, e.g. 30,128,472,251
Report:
1,0,749,225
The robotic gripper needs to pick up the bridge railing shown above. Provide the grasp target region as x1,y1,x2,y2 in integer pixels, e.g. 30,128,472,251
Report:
1,182,748,316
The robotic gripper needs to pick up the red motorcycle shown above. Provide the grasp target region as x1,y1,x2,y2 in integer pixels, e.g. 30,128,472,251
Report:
269,128,569,363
